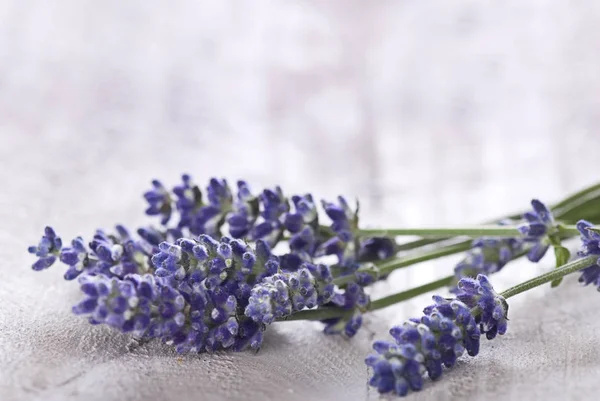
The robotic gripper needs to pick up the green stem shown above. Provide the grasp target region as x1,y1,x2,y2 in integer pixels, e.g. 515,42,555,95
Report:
279,275,454,322
377,241,472,276
359,225,580,238
501,255,597,299
369,275,454,311
332,240,472,286
368,183,600,254
281,256,599,323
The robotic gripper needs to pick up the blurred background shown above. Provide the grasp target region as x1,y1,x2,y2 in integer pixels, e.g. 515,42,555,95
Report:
2,2,600,400
2,1,599,223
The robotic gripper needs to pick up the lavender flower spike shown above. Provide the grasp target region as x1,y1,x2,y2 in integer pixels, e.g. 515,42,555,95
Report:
367,274,506,396
366,297,480,396
28,226,62,271
143,179,172,225
575,220,600,288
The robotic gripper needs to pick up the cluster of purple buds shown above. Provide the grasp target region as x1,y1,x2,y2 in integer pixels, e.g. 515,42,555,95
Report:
72,273,185,337
28,225,165,280
455,275,508,339
317,196,359,264
28,226,62,271
575,220,600,288
245,263,335,324
518,199,557,262
366,275,506,397
144,175,395,267
452,237,522,291
322,282,370,337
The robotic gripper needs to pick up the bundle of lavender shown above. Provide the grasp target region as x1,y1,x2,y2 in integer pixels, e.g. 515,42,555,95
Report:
28,175,600,397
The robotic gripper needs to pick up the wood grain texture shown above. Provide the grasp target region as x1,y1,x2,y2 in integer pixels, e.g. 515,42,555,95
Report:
1,1,599,400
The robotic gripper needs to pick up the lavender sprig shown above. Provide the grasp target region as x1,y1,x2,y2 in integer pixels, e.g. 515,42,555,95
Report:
366,276,492,396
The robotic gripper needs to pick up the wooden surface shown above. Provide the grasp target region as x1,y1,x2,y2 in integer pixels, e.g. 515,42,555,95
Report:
1,1,600,400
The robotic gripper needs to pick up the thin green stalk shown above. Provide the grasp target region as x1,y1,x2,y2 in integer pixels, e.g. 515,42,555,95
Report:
332,240,472,286
369,275,454,311
367,183,600,254
501,255,597,299
281,256,598,323
359,225,580,238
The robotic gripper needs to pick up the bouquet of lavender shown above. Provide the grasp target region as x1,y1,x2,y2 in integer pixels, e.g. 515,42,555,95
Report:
28,175,600,397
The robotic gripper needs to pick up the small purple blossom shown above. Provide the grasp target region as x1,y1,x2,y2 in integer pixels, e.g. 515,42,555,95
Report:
250,187,289,245
172,174,203,232
317,196,359,264
575,220,600,288
28,226,62,271
518,199,556,262
227,181,259,238
143,179,172,225
358,237,396,262
197,178,234,237
322,282,369,337
59,237,90,280
284,194,317,234
456,274,508,339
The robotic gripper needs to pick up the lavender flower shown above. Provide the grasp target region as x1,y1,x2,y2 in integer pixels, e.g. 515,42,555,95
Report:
198,178,234,236
28,226,62,271
245,263,335,324
59,237,90,280
31,226,158,280
358,237,397,262
518,199,556,262
143,179,172,225
575,220,600,288
286,194,320,257
456,274,508,339
318,196,359,264
286,194,318,232
250,187,289,245
322,282,369,337
366,296,480,396
227,181,259,238
71,271,263,352
172,174,203,232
